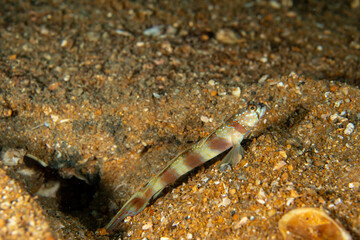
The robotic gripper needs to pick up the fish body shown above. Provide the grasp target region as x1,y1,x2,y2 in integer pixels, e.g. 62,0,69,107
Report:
105,102,266,232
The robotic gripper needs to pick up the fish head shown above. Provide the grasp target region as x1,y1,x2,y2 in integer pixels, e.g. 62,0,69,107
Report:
241,102,267,128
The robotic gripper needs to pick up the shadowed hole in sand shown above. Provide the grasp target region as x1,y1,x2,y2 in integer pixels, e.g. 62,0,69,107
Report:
16,153,103,232
22,154,100,212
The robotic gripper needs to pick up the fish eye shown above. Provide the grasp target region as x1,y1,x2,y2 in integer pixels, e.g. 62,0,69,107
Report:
249,105,257,111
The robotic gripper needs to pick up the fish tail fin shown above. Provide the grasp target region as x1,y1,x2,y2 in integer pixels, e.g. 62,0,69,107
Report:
105,191,150,232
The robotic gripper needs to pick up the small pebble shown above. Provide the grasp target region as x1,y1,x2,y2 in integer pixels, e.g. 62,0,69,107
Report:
142,222,153,230
136,42,145,47
231,87,241,97
87,31,100,42
208,80,216,86
1,148,26,166
278,151,287,159
334,100,342,107
334,198,342,205
152,92,161,98
17,168,36,177
286,198,295,206
201,177,209,183
63,74,70,82
286,11,297,17
349,182,360,189
210,90,217,97
143,25,163,37
344,123,354,135
269,0,281,9
259,57,268,63
328,203,335,209
35,181,60,198
200,115,209,123
229,188,236,195
256,188,267,205
40,26,50,35
216,28,241,44
60,39,68,47
218,197,231,207
115,29,132,37
330,113,347,122
51,114,59,123
277,82,284,87
0,108,12,118
233,216,248,229
273,161,286,171
340,86,349,95
48,82,62,91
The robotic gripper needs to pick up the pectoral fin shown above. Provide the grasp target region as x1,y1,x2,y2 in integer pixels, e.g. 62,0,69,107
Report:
218,142,244,170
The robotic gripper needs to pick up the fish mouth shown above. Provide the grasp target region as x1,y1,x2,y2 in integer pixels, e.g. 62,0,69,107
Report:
258,103,267,119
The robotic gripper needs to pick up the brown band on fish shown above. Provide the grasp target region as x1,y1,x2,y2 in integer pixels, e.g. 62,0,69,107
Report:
131,197,146,212
208,136,232,152
184,151,204,168
230,121,248,134
160,167,180,185
144,187,154,199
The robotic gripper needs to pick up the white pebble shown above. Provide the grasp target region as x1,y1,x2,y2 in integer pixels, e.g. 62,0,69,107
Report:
232,87,241,97
328,203,335,209
258,74,269,83
152,92,161,98
1,148,26,166
277,82,284,87
215,29,241,44
51,114,59,123
344,123,355,135
115,29,132,36
60,39,68,47
334,198,342,205
273,161,286,171
17,168,36,176
270,0,281,9
142,222,153,230
201,177,209,183
334,100,342,108
349,182,359,189
200,115,209,123
63,74,70,81
286,197,295,206
143,25,163,37
218,197,231,207
208,79,216,86
136,41,145,47
35,181,60,198
259,57,268,63
234,216,249,229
